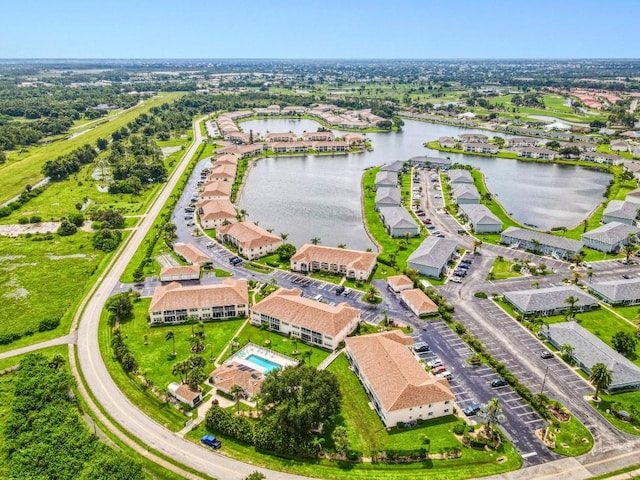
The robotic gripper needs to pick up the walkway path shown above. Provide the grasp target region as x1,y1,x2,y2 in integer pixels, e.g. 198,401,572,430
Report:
0,331,77,360
317,348,344,370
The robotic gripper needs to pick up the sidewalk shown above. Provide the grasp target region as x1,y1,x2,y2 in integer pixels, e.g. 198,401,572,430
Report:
317,348,343,370
177,390,235,438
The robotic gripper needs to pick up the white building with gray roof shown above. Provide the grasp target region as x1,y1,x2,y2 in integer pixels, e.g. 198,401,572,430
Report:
407,236,458,278
378,207,420,238
459,204,502,233
542,322,640,392
452,183,481,205
588,278,640,306
582,222,640,253
380,160,405,173
375,187,401,210
500,226,583,259
602,200,638,226
375,170,398,189
504,285,599,317
448,169,474,184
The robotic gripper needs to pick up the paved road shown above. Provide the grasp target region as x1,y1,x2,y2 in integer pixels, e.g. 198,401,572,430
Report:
0,331,77,360
75,118,309,480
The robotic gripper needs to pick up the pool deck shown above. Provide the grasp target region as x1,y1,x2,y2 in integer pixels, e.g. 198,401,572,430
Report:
226,343,298,374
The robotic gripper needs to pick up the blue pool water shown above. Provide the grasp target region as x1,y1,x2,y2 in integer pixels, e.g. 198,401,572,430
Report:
245,354,281,373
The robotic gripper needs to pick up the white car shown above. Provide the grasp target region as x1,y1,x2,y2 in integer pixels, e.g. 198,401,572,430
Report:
436,371,453,380
427,358,442,368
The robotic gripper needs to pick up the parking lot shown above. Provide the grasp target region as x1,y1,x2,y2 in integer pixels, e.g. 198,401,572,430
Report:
413,319,554,465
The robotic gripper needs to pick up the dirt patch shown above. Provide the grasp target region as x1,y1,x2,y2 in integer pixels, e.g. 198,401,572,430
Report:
46,253,88,260
547,404,570,422
535,428,556,449
0,255,26,262
496,456,508,464
0,223,59,237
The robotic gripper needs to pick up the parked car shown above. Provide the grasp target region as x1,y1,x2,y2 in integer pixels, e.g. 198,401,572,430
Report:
414,342,430,353
201,434,222,449
539,351,554,359
449,276,462,284
335,285,346,295
343,288,353,296
432,365,447,375
463,403,481,416
436,371,453,380
426,358,442,368
622,274,632,279
206,241,214,248
491,377,508,388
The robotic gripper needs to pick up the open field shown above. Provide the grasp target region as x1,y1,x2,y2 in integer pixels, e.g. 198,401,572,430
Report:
0,92,185,204
0,232,108,349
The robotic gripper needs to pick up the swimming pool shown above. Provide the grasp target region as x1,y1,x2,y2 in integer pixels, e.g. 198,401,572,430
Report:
245,354,281,373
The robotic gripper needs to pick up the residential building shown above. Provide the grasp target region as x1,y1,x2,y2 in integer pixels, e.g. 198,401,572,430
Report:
207,164,237,182
506,137,540,148
380,160,406,173
270,141,310,153
375,170,398,189
438,136,456,148
386,274,414,293
159,264,201,282
290,244,377,280
345,331,455,427
311,140,348,152
542,322,640,392
561,142,596,153
580,152,625,165
167,382,202,407
452,183,481,204
149,279,248,324
235,144,265,158
462,142,499,154
378,206,420,237
375,187,401,209
500,227,583,259
514,147,556,160
265,132,297,143
216,221,283,260
173,242,209,266
602,200,638,225
407,236,458,278
343,133,365,145
459,204,502,233
610,139,629,152
504,285,599,317
197,198,237,229
225,131,251,144
209,363,264,399
582,222,640,253
400,288,439,317
199,180,232,200
588,278,640,306
251,288,360,350
213,154,239,166
302,131,335,142
458,133,488,143
625,188,640,204
421,156,452,169
447,169,474,184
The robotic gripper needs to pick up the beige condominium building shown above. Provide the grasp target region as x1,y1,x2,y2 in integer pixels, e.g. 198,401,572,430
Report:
290,244,377,280
345,331,455,427
251,288,360,350
149,279,248,324
216,221,283,260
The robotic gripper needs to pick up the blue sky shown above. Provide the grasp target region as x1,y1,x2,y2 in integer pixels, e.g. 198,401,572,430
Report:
1,0,638,58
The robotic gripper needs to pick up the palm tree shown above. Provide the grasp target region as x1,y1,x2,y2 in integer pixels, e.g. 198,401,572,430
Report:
531,281,540,289
291,336,299,355
190,335,205,353
238,209,249,221
473,240,483,255
623,243,638,264
165,330,176,357
310,237,321,245
231,336,240,354
260,323,271,345
564,296,579,320
530,238,541,254
337,243,347,249
560,343,574,360
589,363,612,401
302,350,312,365
197,321,206,338
478,398,505,441
230,384,244,413
366,285,378,303
571,270,582,285
586,269,594,282
279,232,289,242
49,354,65,370
172,361,189,383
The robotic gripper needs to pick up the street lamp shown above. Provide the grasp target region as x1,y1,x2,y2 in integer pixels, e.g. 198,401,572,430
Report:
540,366,550,394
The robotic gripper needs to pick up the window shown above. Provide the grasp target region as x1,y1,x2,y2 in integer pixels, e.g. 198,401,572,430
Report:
444,409,449,413
428,412,433,417
444,400,450,405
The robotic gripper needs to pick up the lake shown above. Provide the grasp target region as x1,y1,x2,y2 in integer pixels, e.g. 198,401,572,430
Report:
237,118,611,250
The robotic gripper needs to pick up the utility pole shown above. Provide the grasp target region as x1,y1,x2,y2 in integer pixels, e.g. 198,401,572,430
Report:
540,366,550,394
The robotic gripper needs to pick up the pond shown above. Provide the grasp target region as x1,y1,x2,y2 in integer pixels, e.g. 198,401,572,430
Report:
237,118,611,250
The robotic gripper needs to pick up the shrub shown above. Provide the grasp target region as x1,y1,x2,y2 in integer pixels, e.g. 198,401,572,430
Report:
453,422,466,435
38,317,61,332
29,215,42,223
18,217,30,224
474,291,488,299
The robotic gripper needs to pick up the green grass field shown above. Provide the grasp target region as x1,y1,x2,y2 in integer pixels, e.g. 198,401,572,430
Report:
0,232,108,348
489,257,522,280
589,391,640,436
0,92,185,204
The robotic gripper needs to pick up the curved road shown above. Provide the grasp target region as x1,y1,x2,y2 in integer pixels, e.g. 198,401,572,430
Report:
74,118,308,480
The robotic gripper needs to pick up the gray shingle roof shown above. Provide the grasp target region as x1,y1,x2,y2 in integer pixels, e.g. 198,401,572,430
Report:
378,207,419,230
407,236,458,269
544,321,640,389
582,222,640,245
504,285,598,314
375,187,401,205
603,200,638,221
448,169,474,184
588,278,640,304
375,170,398,186
459,204,502,226
452,183,480,201
501,226,583,253
380,160,405,173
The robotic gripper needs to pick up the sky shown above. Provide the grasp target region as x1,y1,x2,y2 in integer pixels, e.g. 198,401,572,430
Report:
1,0,638,59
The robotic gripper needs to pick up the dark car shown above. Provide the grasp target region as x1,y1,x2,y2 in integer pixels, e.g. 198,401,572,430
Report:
491,377,508,388
622,274,632,279
228,256,240,264
413,342,430,353
335,285,346,295
539,351,554,359
463,403,481,416
201,434,222,449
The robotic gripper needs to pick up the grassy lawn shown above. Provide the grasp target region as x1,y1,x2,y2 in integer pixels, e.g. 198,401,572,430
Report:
488,257,522,280
226,323,330,368
0,92,185,204
363,168,425,272
589,391,640,436
611,305,640,322
549,414,594,456
117,298,247,391
0,232,109,350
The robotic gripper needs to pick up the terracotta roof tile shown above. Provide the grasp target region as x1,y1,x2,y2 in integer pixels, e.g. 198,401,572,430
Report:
291,244,377,273
217,221,282,250
173,242,209,265
149,279,248,313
